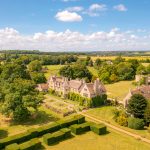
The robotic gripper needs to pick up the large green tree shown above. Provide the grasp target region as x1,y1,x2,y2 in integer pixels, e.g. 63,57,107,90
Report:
127,94,147,118
28,60,42,72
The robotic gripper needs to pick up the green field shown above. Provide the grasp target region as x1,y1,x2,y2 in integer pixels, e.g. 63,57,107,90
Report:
105,81,136,101
44,65,65,79
44,130,150,150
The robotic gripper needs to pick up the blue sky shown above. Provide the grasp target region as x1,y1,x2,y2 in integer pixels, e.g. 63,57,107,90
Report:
0,0,150,51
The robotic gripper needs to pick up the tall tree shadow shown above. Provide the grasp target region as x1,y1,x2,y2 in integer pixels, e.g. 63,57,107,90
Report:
0,129,8,139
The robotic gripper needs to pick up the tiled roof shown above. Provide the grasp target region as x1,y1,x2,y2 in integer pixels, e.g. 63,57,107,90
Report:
86,83,95,94
131,85,150,100
69,80,83,90
38,83,49,90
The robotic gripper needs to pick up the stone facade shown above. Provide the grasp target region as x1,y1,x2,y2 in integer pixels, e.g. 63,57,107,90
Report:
48,75,106,98
123,85,150,107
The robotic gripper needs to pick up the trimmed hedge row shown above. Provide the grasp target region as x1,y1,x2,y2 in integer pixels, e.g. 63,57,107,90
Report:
90,123,107,135
70,122,91,135
43,128,71,145
0,115,85,149
5,143,19,150
5,138,41,150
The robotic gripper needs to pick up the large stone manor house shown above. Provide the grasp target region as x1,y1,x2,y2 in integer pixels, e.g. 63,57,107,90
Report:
37,75,106,99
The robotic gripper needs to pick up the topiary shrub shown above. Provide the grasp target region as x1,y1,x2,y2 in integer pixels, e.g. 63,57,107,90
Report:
5,143,19,150
0,131,31,149
70,124,82,135
74,115,85,124
128,117,145,130
90,123,107,135
70,122,91,135
19,138,41,150
60,128,71,138
43,133,55,145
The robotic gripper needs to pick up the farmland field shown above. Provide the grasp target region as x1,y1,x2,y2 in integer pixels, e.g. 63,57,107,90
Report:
79,55,150,61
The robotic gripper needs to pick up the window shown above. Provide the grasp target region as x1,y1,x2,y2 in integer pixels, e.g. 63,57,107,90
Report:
84,88,87,91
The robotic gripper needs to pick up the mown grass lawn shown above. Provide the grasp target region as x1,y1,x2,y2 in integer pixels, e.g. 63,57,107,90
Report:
0,106,60,137
85,106,150,141
105,80,136,101
44,130,150,150
43,65,65,79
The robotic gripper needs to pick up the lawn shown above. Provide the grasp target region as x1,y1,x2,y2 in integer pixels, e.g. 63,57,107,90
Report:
105,80,136,101
85,106,150,140
44,130,150,150
87,66,98,77
43,65,65,79
0,106,60,137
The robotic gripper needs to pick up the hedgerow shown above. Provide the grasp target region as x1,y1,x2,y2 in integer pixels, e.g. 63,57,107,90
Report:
90,123,107,135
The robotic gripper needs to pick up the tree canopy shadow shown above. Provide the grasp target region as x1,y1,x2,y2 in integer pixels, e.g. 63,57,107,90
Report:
0,129,8,139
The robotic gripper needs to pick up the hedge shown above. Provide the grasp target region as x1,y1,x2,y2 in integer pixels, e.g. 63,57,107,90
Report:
0,132,31,149
90,123,107,135
19,138,41,150
43,133,55,145
128,117,145,130
43,128,71,146
70,122,91,135
91,95,107,107
56,115,85,128
74,115,85,124
37,122,61,136
0,115,85,149
5,143,19,150
60,128,71,138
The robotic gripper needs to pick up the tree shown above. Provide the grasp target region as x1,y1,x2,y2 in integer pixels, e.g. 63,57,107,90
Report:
0,78,43,122
116,62,134,80
127,94,147,118
136,64,147,75
28,60,42,72
59,64,92,81
144,102,150,125
94,58,101,67
30,72,46,84
114,56,125,64
128,117,145,130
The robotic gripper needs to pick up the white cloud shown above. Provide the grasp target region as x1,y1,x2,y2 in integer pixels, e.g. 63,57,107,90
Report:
0,27,150,51
114,4,127,12
66,6,84,12
55,10,82,22
89,4,107,11
83,3,107,17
